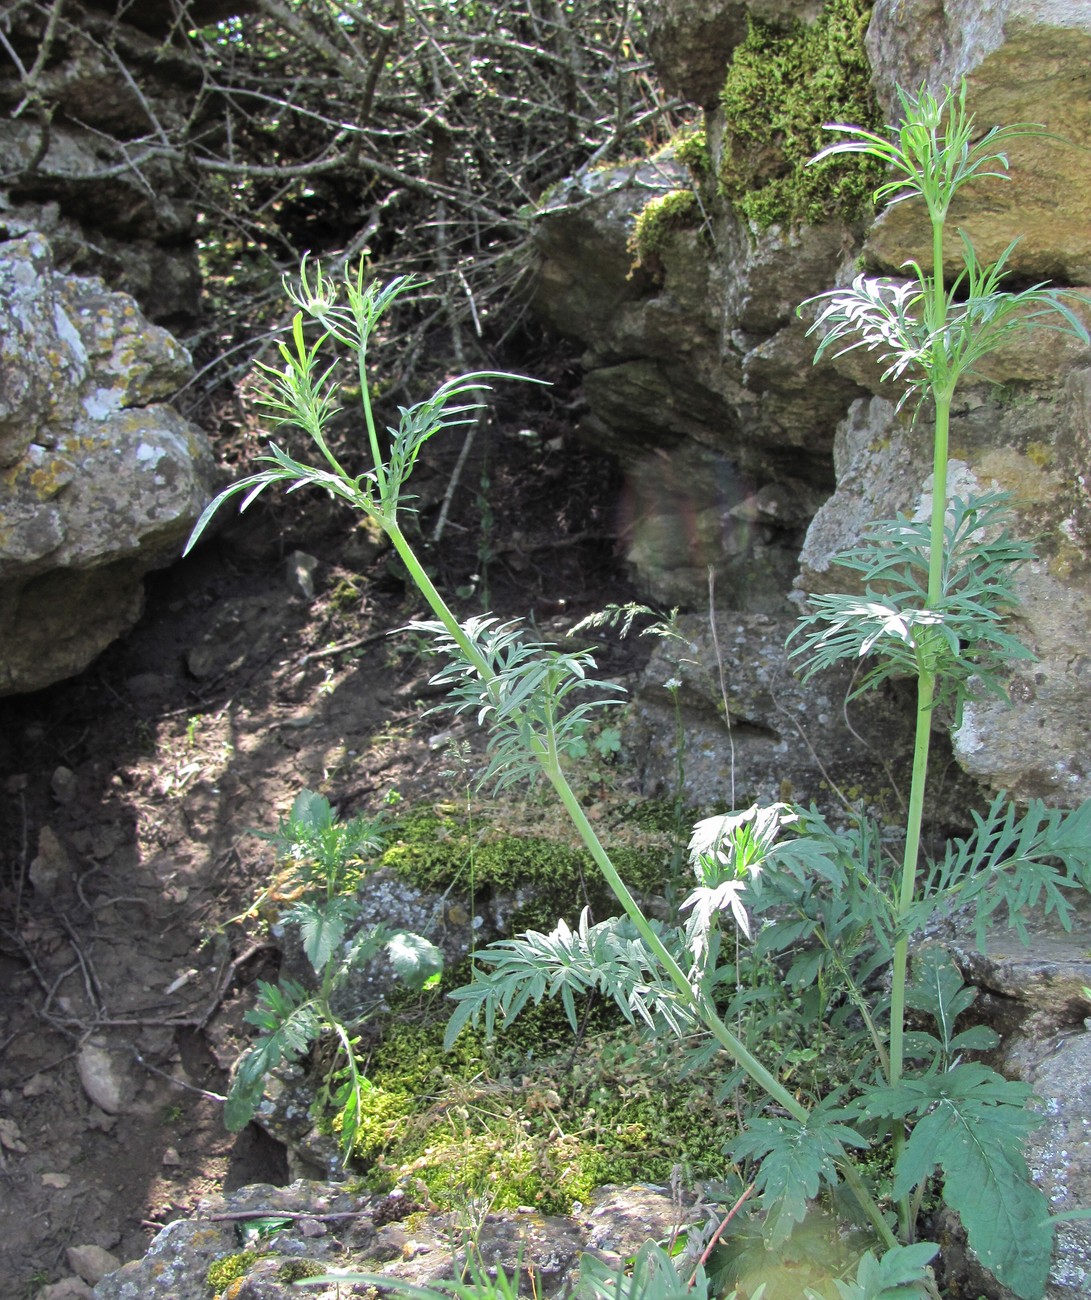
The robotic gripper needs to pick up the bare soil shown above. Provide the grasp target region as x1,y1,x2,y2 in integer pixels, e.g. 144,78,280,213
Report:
0,407,646,1296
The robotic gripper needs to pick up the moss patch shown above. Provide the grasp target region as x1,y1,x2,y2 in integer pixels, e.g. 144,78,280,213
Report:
629,189,702,269
673,126,712,184
355,1010,736,1216
381,807,670,931
718,0,882,229
206,1250,258,1295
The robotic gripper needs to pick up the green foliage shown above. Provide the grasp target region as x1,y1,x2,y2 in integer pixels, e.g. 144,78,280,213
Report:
789,494,1036,714
673,127,712,183
223,790,442,1161
297,1249,527,1299
732,1102,868,1249
187,98,1091,1291
718,0,882,229
859,1065,1049,1298
380,806,668,932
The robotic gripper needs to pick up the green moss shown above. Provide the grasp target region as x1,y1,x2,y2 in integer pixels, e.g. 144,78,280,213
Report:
718,0,882,229
381,810,667,931
277,1259,327,1283
673,126,712,183
206,1250,258,1294
628,189,701,267
353,1004,735,1216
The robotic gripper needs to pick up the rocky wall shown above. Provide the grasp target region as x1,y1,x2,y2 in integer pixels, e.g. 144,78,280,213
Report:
0,232,216,695
531,0,1091,806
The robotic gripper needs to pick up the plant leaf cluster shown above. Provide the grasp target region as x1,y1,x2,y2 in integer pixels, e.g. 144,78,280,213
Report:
790,493,1035,713
223,790,442,1161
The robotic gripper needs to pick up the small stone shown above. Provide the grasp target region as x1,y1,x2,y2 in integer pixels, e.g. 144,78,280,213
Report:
66,1243,121,1284
0,1117,27,1152
51,766,77,804
41,1172,71,1188
298,1217,326,1238
29,826,72,897
161,1146,182,1166
38,1279,94,1299
86,1106,117,1133
23,1072,52,1098
284,550,319,599
76,1038,129,1114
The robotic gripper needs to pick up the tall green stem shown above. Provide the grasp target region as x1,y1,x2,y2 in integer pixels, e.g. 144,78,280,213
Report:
889,211,952,1090
885,205,954,1239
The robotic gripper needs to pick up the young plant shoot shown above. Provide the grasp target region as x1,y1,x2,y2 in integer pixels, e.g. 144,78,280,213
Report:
187,83,1091,1300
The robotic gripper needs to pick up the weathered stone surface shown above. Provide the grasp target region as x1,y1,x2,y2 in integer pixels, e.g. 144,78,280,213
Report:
532,159,859,607
67,1245,122,1286
795,368,1091,803
93,1180,695,1300
946,895,1091,1030
865,0,1091,284
76,1038,131,1115
644,0,821,107
0,233,217,695
625,608,980,828
0,7,205,322
643,0,750,108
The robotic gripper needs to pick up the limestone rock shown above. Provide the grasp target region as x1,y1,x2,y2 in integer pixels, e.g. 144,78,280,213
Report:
76,1037,132,1115
643,0,750,108
865,0,1091,284
946,895,1091,1029
39,1280,94,1300
0,233,216,696
28,826,73,898
532,159,859,607
626,608,979,828
67,1245,122,1286
795,371,1091,803
92,1179,695,1300
643,0,821,108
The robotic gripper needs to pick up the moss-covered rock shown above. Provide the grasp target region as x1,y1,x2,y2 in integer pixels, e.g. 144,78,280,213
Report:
718,0,882,230
206,1249,259,1296
354,1010,737,1216
629,189,702,270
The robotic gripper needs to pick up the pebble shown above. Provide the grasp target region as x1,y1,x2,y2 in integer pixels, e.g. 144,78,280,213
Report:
66,1243,122,1284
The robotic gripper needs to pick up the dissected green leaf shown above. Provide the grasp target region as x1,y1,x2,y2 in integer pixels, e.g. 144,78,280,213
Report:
863,1065,1048,1299
227,979,320,1131
283,896,357,975
731,1107,865,1247
827,1243,938,1300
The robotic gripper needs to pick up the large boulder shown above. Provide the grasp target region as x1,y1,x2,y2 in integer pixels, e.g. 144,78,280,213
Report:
0,232,216,696
0,5,208,323
864,0,1091,284
532,160,858,608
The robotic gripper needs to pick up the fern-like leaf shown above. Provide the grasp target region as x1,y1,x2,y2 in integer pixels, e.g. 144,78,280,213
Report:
227,979,320,1131
825,1243,939,1300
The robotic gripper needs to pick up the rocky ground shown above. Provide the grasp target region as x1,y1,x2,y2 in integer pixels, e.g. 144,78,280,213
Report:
0,404,644,1298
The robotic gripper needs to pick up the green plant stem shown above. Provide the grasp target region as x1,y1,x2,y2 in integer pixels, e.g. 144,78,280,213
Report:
886,211,952,1238
541,753,897,1250
359,350,389,499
